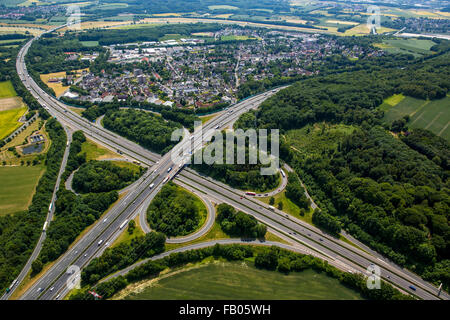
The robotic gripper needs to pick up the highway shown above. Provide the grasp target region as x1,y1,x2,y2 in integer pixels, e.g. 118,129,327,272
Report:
15,27,448,301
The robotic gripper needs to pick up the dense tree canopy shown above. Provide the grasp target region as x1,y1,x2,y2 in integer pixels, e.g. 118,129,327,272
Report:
217,203,267,238
102,109,183,154
253,53,449,131
192,132,281,192
401,128,450,171
290,126,449,288
232,48,450,290
72,160,143,194
147,182,205,237
285,172,310,209
39,189,118,264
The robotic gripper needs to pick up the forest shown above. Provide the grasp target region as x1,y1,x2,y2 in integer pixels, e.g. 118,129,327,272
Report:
69,243,411,301
0,119,66,292
253,53,449,132
79,23,223,46
191,131,281,192
288,126,449,289
232,49,450,290
72,161,143,194
146,182,204,237
401,128,450,171
102,109,183,154
217,203,267,239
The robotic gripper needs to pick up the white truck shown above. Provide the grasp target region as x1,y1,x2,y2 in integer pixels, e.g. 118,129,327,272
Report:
119,219,129,230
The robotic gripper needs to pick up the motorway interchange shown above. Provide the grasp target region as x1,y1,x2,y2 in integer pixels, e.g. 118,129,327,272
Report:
3,25,448,301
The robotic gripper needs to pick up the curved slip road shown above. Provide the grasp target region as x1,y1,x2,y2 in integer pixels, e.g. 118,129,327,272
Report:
99,239,344,285
137,167,216,244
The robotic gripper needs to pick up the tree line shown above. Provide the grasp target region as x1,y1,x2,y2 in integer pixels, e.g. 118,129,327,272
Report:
80,231,166,286
69,243,412,300
0,119,66,292
78,23,223,46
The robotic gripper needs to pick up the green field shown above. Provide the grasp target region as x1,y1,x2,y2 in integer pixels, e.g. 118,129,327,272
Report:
375,39,436,57
221,35,256,41
110,160,141,174
260,190,313,225
382,96,450,141
0,106,27,140
208,5,239,10
98,3,129,10
0,165,45,216
122,261,363,300
0,81,17,98
80,139,120,161
285,123,356,158
81,41,99,47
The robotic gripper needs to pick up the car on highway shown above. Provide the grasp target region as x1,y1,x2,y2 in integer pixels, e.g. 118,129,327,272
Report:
50,287,54,292
167,167,172,173
409,285,417,291
97,240,103,246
